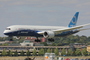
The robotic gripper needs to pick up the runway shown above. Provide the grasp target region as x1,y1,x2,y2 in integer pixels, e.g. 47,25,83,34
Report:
0,56,44,60
0,56,90,60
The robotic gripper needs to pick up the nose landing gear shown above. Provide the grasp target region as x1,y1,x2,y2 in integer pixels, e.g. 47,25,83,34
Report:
8,36,13,41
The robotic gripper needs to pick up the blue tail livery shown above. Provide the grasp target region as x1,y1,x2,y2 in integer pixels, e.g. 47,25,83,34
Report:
68,12,79,27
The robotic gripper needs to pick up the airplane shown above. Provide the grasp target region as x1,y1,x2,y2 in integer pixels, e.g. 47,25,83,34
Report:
3,12,90,42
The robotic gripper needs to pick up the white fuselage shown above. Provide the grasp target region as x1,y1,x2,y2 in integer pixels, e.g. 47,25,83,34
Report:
4,25,73,37
3,12,90,39
4,25,68,33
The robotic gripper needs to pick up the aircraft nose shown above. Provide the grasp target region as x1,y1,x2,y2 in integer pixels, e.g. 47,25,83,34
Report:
3,30,10,35
3,30,7,35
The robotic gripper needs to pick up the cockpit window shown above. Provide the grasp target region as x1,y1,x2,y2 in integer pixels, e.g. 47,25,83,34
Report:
6,28,11,30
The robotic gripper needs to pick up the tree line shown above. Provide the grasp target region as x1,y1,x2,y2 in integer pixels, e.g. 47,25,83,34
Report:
0,35,90,46
41,35,90,46
0,48,89,56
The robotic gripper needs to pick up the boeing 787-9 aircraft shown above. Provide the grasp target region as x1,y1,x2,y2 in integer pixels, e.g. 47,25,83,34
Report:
3,12,90,42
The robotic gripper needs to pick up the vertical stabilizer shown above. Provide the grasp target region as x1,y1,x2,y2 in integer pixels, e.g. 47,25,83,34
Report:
68,12,79,27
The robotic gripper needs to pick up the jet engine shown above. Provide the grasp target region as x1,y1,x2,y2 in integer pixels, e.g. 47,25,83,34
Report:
43,31,55,38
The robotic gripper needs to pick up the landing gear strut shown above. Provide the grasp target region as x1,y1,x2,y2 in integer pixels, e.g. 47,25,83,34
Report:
9,39,13,41
8,36,13,41
35,37,41,42
48,38,54,42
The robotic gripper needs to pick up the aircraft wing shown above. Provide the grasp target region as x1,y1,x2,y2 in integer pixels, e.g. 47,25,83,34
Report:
53,23,90,32
37,23,90,34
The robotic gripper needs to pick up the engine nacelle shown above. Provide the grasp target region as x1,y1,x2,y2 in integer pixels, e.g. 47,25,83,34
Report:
43,31,55,38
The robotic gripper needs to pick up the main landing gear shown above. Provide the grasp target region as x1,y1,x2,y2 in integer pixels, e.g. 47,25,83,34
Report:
34,38,54,42
48,38,54,42
35,37,41,42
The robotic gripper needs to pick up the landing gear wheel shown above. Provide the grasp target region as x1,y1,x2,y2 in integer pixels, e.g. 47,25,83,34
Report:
48,38,54,42
34,37,41,42
8,36,13,41
10,39,13,41
35,39,41,42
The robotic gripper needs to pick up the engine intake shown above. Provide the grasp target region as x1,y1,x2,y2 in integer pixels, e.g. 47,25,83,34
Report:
43,31,55,38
